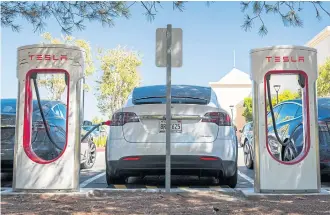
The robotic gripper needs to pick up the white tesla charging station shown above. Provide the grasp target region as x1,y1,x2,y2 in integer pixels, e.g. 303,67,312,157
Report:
251,45,321,193
13,44,85,191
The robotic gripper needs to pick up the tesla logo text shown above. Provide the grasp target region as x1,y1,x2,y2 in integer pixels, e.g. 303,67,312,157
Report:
266,56,304,63
29,55,67,61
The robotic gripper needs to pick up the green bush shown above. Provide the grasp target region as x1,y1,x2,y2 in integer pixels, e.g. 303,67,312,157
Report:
94,136,107,147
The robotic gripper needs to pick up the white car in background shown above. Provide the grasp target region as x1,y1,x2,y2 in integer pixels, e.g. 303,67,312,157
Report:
105,85,238,187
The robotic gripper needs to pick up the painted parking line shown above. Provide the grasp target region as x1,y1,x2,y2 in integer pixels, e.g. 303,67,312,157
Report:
113,184,127,189
80,172,106,188
105,184,231,189
238,170,254,185
145,185,157,189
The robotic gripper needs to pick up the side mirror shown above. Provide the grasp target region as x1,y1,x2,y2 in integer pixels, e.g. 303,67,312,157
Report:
83,120,93,126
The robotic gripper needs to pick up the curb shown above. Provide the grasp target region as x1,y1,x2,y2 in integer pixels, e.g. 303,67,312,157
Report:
236,188,330,197
1,187,236,196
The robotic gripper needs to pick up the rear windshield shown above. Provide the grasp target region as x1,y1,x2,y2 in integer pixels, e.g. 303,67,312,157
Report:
1,99,17,114
318,98,330,118
132,85,211,105
1,99,51,114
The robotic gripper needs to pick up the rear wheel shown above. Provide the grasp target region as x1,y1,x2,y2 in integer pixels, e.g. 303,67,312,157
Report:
105,157,126,185
243,141,253,169
106,172,126,185
223,168,237,188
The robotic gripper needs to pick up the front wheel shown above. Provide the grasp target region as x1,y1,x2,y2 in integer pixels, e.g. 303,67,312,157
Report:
81,142,97,169
283,141,298,162
243,141,253,169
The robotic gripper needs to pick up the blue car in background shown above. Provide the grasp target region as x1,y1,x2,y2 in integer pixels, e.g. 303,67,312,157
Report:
244,97,330,176
1,98,97,175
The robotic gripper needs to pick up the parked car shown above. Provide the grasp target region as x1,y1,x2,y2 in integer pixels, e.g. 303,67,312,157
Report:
105,85,238,187
239,122,253,147
1,98,97,175
82,125,108,140
239,122,254,169
243,97,330,176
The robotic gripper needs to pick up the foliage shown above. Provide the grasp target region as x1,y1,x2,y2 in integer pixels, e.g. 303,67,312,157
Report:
242,97,253,122
94,135,107,148
91,116,104,124
2,1,328,36
36,74,67,101
1,1,129,34
0,1,186,34
317,58,330,97
96,46,142,118
240,1,330,36
273,89,300,105
37,33,95,100
242,90,300,122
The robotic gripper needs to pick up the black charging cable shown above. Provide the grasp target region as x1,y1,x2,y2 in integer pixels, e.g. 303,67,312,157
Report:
31,74,63,151
266,74,287,147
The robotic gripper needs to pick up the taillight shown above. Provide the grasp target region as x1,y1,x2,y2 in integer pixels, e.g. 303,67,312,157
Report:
111,112,140,126
200,156,218,161
123,156,141,161
201,112,231,126
319,121,329,132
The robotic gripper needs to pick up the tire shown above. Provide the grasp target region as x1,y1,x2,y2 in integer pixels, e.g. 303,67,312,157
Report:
243,141,254,169
321,174,330,182
283,141,298,162
106,172,126,185
81,142,97,169
223,168,238,188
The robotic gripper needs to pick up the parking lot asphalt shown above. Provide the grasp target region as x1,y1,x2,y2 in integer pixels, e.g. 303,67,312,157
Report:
2,147,330,191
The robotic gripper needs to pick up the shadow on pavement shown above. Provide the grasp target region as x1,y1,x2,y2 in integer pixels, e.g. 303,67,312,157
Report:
2,191,330,214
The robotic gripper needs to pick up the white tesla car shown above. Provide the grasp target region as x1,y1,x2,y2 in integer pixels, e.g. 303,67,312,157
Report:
105,85,238,187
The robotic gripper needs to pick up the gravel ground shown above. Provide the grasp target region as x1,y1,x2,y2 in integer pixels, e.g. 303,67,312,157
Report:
1,190,330,215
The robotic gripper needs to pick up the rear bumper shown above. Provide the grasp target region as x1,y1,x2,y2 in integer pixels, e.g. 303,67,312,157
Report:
320,162,330,174
106,155,236,178
1,160,13,173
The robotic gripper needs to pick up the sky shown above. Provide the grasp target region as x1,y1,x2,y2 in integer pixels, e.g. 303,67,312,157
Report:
1,1,329,120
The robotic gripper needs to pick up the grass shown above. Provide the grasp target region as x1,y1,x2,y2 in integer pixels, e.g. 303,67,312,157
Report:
94,135,107,147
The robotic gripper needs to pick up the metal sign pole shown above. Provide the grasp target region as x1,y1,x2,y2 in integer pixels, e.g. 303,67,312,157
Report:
165,24,172,193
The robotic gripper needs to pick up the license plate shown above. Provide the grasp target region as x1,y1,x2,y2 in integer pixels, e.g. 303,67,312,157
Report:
159,120,182,133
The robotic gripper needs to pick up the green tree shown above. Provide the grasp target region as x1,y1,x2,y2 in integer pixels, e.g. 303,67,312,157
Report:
37,33,95,100
274,89,300,105
96,46,142,118
242,90,300,122
242,97,253,122
240,1,330,36
0,1,184,34
1,2,329,36
317,58,330,97
91,116,104,125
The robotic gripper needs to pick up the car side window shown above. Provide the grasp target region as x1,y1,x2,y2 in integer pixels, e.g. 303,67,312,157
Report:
294,106,302,118
246,124,251,132
53,105,61,117
249,123,253,131
267,105,282,127
276,103,299,123
209,89,219,108
59,104,67,119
